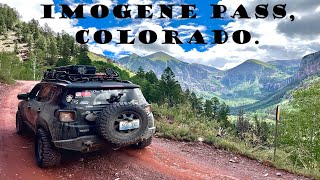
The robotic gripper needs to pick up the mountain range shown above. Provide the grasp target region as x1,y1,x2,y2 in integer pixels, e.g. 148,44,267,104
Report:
117,52,308,108
118,52,229,97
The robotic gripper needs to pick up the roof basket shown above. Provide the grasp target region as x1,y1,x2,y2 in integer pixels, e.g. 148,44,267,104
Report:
42,65,120,83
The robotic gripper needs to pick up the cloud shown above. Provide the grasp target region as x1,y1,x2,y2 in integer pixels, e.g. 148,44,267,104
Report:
206,0,320,68
1,0,52,22
96,0,320,69
277,11,320,38
4,0,320,70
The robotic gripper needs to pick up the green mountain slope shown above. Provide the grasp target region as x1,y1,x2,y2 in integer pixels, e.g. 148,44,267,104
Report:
268,59,301,75
117,53,303,107
87,52,135,77
145,52,180,62
118,52,229,97
220,59,291,100
233,50,320,112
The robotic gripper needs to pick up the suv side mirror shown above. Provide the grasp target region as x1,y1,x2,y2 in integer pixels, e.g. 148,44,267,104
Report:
17,93,29,101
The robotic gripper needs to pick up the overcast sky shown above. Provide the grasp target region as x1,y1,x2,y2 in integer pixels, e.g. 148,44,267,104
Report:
1,0,320,69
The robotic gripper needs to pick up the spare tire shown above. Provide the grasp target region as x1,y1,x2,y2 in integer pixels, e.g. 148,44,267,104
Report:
96,102,149,145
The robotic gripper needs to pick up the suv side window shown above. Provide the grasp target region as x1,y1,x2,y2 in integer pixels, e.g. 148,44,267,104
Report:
37,85,56,102
29,84,42,100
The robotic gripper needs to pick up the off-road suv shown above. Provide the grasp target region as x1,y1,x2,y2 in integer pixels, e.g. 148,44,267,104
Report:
16,65,156,168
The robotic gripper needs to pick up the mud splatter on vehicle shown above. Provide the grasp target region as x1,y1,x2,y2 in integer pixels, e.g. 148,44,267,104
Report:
16,66,155,167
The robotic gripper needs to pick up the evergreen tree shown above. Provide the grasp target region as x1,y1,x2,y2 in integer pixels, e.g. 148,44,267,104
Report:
218,102,231,128
190,92,203,113
28,19,40,40
4,27,8,39
61,31,75,58
159,67,183,106
77,53,92,65
0,17,6,35
145,70,158,84
47,38,58,65
21,22,30,43
15,27,21,42
204,99,213,117
56,57,71,67
35,34,47,52
14,40,19,54
236,107,250,140
43,23,53,36
136,66,145,78
212,97,220,120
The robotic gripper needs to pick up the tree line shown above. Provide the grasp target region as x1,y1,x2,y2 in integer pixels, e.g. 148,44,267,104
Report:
0,4,93,82
129,66,231,128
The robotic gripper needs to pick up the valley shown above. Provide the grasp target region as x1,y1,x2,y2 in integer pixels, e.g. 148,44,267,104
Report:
116,51,307,110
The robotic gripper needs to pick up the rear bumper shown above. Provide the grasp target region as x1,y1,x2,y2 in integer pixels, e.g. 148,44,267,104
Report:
53,135,106,152
53,127,156,152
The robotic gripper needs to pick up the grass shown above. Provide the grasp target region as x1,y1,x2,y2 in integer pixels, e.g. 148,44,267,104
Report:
153,103,320,179
145,52,181,63
0,72,15,84
247,59,276,69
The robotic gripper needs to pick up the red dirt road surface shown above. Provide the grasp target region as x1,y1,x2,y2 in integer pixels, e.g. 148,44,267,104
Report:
0,81,309,180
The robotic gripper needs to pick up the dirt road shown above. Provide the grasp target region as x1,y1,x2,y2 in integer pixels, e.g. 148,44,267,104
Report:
0,81,308,180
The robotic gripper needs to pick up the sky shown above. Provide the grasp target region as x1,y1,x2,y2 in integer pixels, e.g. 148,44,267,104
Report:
1,0,320,69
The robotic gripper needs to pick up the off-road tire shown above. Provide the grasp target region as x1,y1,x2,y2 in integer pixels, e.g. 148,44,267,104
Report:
16,110,27,135
131,137,152,149
96,102,149,146
34,128,61,168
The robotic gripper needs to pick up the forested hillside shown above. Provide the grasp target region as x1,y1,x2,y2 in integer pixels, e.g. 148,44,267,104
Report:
0,4,130,84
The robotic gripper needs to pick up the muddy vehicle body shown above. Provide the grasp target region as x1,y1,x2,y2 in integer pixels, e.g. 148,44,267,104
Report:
16,65,155,167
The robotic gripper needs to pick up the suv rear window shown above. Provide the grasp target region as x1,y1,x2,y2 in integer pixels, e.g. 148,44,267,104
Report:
65,88,148,106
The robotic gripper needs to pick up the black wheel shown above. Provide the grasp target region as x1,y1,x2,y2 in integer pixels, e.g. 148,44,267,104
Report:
131,137,152,149
34,128,61,168
96,102,149,146
16,110,27,135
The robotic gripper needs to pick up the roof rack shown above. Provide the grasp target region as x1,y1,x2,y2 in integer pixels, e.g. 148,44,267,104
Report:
42,65,122,83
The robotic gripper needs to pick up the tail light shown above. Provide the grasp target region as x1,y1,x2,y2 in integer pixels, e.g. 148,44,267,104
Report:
144,104,152,114
59,111,76,122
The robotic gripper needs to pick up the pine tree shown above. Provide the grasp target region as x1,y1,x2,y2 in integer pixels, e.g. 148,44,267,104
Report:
204,99,213,117
212,97,220,120
56,57,71,67
159,67,183,106
190,92,203,113
15,27,21,42
136,66,145,78
145,70,158,84
35,34,47,52
218,102,231,128
14,40,19,54
0,17,6,35
77,53,92,65
47,38,58,65
4,27,8,39
236,107,250,140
